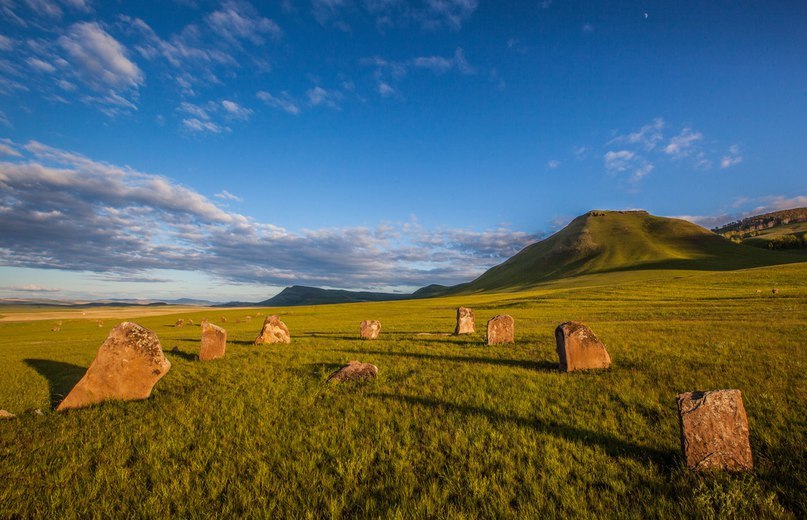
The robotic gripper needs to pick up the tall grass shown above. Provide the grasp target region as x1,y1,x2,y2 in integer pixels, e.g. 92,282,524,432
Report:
1,264,805,517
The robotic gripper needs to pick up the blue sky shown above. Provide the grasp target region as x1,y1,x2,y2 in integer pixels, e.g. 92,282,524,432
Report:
0,0,805,301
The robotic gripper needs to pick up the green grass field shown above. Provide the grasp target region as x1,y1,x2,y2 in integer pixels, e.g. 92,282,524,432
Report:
1,264,805,518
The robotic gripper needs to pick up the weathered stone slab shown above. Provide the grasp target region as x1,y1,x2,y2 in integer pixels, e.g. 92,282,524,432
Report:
360,320,381,340
555,321,611,372
327,361,378,383
175,319,184,328
57,322,171,411
454,307,475,335
254,315,291,345
0,410,15,420
486,315,514,345
677,389,753,471
200,322,227,361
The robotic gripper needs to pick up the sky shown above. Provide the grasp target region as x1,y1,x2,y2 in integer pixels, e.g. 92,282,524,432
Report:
0,0,805,302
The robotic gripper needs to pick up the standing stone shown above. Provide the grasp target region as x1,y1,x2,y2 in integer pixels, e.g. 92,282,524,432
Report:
486,315,514,345
360,320,381,340
57,322,171,412
254,315,291,345
220,316,228,323
327,361,378,383
555,322,612,372
200,322,227,361
175,319,184,328
676,389,753,471
454,307,475,335
771,288,779,295
188,319,194,326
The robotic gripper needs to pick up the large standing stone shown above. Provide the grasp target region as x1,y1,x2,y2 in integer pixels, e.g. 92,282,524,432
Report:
486,315,514,345
175,319,184,328
454,307,475,335
555,321,612,372
254,315,291,345
327,361,378,383
360,320,381,340
676,389,753,471
200,322,227,361
57,322,171,412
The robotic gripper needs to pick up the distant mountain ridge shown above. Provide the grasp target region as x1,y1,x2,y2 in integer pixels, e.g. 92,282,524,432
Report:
712,207,807,236
256,285,409,307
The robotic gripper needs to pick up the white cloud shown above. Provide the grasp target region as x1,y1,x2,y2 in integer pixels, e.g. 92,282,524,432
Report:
26,57,55,73
256,90,300,115
720,144,743,169
582,23,594,33
674,194,807,229
0,142,22,157
0,140,539,290
1,283,62,292
378,81,395,97
604,150,653,182
58,22,143,91
206,0,281,45
0,35,14,51
182,118,228,134
307,86,342,108
664,127,702,158
215,190,243,202
221,100,252,120
610,117,665,150
547,160,560,169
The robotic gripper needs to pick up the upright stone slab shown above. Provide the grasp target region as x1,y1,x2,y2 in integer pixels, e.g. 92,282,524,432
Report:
360,320,381,340
254,315,291,345
486,315,514,345
676,389,753,471
327,361,378,383
175,319,184,328
57,322,171,411
454,307,475,335
200,322,227,361
555,321,612,372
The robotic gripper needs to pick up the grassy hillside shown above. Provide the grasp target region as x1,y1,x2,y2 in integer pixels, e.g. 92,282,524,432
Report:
1,263,805,517
459,210,802,293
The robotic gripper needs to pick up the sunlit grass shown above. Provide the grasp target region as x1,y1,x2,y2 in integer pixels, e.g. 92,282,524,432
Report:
1,264,805,517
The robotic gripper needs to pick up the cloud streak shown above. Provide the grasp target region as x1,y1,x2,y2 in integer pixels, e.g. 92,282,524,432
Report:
0,140,539,290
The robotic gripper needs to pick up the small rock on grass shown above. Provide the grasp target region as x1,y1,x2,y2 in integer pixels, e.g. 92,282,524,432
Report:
0,410,16,420
327,361,378,383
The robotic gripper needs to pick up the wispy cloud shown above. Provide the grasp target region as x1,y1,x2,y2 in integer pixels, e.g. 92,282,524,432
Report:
1,284,62,293
177,99,251,133
59,22,143,91
0,140,539,290
306,86,343,109
673,195,807,229
256,90,300,115
317,0,479,32
362,46,477,96
206,0,282,45
215,190,243,202
664,127,702,158
720,144,743,169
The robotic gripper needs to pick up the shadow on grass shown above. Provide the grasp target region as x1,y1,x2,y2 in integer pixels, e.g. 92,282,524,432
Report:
165,348,197,361
375,392,676,467
230,340,257,346
24,358,86,410
334,348,557,371
292,362,347,381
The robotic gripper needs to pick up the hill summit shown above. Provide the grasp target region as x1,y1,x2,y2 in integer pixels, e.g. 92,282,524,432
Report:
455,209,800,293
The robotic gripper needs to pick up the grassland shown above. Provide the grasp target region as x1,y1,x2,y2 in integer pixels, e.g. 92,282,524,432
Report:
1,264,805,518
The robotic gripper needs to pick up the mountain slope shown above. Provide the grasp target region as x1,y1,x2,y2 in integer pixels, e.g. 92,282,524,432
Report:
258,286,408,307
455,210,803,293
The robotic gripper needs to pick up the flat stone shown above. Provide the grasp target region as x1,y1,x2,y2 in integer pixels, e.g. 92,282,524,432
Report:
57,322,171,412
360,320,381,340
555,321,611,372
677,389,753,471
200,322,227,361
486,315,514,345
454,307,475,335
254,315,291,344
0,410,16,420
327,361,378,383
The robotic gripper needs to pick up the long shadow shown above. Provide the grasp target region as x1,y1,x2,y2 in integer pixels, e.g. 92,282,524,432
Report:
334,348,557,371
374,392,676,467
165,348,197,361
230,339,257,346
292,362,348,381
24,359,86,410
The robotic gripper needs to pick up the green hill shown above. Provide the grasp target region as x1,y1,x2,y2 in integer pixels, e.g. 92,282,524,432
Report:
454,210,803,293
